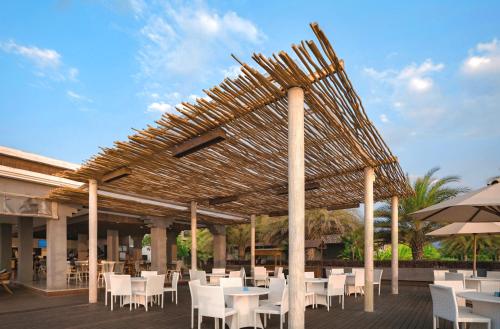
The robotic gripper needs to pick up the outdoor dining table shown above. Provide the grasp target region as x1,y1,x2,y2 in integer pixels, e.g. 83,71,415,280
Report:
123,277,147,306
305,278,328,306
456,291,500,329
465,277,500,292
223,287,269,329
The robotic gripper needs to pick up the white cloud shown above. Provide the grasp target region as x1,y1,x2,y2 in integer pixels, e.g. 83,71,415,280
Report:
0,40,61,68
67,90,92,102
462,38,500,75
222,65,242,79
380,114,389,123
147,102,175,113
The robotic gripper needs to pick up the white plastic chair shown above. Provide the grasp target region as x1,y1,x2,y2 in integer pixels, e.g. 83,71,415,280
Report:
456,269,473,278
429,284,491,329
189,280,200,329
66,264,78,283
347,268,364,297
164,272,179,304
220,277,243,288
212,268,226,274
197,270,207,285
274,267,284,278
141,270,158,278
114,262,125,274
316,274,346,311
229,270,241,278
486,271,500,278
433,270,448,282
330,268,344,275
134,274,165,311
432,280,472,307
304,271,315,278
104,272,113,306
110,275,132,311
262,278,286,306
240,267,247,286
254,267,268,287
445,272,465,288
373,269,383,295
197,285,238,329
254,285,289,329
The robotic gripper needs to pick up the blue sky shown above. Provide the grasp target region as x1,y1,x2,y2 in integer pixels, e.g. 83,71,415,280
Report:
1,0,499,188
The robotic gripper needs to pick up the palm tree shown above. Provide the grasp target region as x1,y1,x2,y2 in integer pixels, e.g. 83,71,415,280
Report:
226,224,251,259
375,167,469,260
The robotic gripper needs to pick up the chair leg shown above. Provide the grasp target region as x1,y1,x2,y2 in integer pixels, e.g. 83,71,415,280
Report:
176,291,178,305
161,293,164,308
264,313,267,327
191,307,194,329
222,318,225,329
280,314,283,329
254,312,257,329
342,294,344,310
197,314,201,329
129,295,132,311
111,294,114,311
105,290,107,306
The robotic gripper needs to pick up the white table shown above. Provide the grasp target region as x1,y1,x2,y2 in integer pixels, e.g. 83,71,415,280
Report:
465,277,500,292
224,287,269,329
123,277,147,307
457,291,500,329
305,278,328,307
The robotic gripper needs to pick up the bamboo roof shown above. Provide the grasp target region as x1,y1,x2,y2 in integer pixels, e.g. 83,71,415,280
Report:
50,23,412,224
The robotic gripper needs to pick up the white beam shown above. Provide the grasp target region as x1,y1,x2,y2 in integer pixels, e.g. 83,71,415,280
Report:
364,167,375,312
288,86,305,329
88,179,98,303
0,165,83,188
391,195,399,294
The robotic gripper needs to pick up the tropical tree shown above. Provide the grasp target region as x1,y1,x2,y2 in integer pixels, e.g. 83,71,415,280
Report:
341,226,364,260
440,235,500,261
226,223,251,259
375,167,468,260
179,229,213,267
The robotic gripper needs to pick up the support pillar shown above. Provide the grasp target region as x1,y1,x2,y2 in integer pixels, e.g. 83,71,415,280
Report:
287,86,305,329
150,221,168,273
17,217,33,283
0,224,12,271
106,230,119,261
391,196,399,294
210,225,226,268
190,201,197,270
77,234,88,260
88,179,98,303
47,204,72,289
132,236,143,261
167,230,179,266
364,167,375,312
250,215,256,275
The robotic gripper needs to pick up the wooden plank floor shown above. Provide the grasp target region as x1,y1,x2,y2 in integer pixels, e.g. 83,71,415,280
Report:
0,282,456,329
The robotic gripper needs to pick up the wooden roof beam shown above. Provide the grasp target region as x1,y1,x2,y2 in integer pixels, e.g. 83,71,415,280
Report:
172,128,226,158
101,167,131,183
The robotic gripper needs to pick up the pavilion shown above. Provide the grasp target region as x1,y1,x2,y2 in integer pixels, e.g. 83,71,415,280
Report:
49,23,412,328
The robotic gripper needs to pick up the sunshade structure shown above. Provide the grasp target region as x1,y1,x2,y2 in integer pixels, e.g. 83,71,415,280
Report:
412,180,500,222
428,222,500,276
50,23,411,326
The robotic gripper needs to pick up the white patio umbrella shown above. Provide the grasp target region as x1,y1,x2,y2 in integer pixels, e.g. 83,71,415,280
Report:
427,222,500,276
412,179,500,222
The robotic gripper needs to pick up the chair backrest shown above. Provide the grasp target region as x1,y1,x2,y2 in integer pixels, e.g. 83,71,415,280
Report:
103,261,115,272
212,268,225,274
330,268,344,275
189,269,195,280
445,272,464,286
434,280,464,290
429,284,458,323
240,267,246,281
328,274,346,294
456,269,473,278
229,270,241,278
110,275,131,295
66,264,73,273
171,272,179,289
275,267,284,278
188,280,200,306
254,267,267,279
104,272,113,291
433,270,448,282
115,262,125,274
280,286,289,313
354,269,364,286
146,274,165,295
487,271,500,278
197,270,207,285
141,270,158,278
480,280,500,293
374,269,383,283
268,277,286,302
220,277,243,288
304,271,315,279
278,272,285,280
197,285,226,318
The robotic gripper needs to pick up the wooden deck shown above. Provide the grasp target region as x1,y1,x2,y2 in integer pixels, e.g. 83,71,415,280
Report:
0,282,456,329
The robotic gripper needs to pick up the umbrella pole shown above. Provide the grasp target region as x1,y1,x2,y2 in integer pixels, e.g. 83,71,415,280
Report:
473,234,477,277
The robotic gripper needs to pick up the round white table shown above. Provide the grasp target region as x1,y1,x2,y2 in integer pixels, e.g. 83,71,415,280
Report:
456,291,500,329
305,278,328,306
224,287,269,329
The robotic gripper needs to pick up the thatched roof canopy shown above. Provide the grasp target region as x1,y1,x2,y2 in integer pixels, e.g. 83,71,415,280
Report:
50,23,412,224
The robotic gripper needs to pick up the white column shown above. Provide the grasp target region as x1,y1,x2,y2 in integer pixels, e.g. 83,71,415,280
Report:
17,217,33,283
0,224,12,271
191,201,197,271
250,215,256,276
151,224,167,273
88,179,98,303
210,225,227,268
46,204,70,289
106,229,119,261
391,196,399,294
288,86,305,329
364,167,375,312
